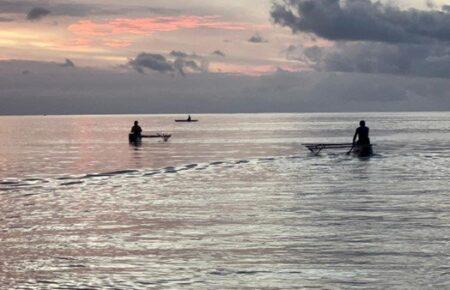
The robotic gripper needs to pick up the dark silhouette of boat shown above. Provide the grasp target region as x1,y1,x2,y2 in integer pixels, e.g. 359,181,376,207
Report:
129,133,171,143
302,143,373,157
175,115,197,122
174,119,198,122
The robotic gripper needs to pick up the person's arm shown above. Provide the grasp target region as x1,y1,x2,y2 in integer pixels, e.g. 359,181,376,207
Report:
353,129,358,145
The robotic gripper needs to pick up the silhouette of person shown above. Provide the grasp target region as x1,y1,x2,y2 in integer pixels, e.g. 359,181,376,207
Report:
131,121,142,139
187,115,191,121
353,120,370,146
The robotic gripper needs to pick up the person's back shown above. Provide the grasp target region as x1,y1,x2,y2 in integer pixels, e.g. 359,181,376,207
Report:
353,120,370,145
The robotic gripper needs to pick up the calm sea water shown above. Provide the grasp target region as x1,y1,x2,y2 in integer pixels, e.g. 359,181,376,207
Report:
0,113,449,289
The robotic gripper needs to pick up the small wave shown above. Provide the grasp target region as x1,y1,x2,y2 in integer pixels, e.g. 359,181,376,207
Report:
61,181,84,186
1,157,257,192
0,181,20,185
144,171,160,176
104,170,138,175
258,157,275,162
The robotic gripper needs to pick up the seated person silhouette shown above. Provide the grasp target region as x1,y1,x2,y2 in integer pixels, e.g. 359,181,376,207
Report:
130,121,142,140
353,120,370,146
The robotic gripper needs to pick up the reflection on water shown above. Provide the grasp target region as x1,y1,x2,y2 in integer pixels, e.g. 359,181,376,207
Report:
0,112,449,288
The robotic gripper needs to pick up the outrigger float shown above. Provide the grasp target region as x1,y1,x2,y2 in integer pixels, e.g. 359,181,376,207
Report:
302,143,373,157
129,133,171,143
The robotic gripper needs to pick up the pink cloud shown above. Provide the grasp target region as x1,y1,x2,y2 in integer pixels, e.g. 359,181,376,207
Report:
66,38,93,47
103,39,133,48
68,16,261,37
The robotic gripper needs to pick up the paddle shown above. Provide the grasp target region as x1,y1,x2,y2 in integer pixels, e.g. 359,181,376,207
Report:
346,144,355,155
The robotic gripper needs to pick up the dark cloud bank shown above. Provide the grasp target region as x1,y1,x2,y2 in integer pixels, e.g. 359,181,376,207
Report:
212,50,226,57
60,59,75,68
0,0,183,21
0,60,449,115
271,0,450,43
27,7,50,21
129,52,206,76
272,0,450,79
248,33,268,43
0,0,103,18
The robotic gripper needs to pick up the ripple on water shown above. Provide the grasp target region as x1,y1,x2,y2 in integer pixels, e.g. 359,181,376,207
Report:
1,149,450,289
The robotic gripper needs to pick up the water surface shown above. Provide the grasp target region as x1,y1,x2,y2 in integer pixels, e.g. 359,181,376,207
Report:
0,113,449,289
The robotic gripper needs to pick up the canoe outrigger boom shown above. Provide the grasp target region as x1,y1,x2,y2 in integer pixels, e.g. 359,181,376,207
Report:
129,133,171,143
302,143,373,157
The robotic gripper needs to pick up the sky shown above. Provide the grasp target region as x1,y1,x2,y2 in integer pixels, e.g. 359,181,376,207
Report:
1,0,450,114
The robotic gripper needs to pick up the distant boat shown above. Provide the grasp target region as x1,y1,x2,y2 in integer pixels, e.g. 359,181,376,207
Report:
175,115,198,122
175,119,198,122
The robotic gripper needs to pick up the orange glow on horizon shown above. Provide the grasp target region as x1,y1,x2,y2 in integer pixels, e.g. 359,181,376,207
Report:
209,62,308,75
211,63,278,75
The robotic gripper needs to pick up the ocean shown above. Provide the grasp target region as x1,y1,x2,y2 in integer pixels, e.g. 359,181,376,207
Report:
1,112,449,289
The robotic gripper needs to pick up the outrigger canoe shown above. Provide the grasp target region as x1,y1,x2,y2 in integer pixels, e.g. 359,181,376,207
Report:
175,119,198,122
129,133,171,143
302,143,373,157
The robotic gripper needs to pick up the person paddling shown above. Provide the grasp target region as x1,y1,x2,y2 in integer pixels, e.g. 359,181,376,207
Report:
131,120,142,139
353,120,370,146
187,115,191,121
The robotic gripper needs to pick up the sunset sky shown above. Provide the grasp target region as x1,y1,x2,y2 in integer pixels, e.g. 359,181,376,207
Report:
1,0,450,114
0,0,294,74
1,0,447,74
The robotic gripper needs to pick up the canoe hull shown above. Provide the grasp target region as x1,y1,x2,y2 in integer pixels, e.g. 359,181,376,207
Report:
129,133,171,143
352,144,373,157
175,120,198,122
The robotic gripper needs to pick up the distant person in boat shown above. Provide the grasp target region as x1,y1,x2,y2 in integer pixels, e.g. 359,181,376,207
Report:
187,115,191,121
131,121,142,139
353,120,370,146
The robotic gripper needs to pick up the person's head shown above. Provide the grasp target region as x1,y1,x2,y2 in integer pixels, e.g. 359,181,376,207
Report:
359,120,366,127
134,121,138,126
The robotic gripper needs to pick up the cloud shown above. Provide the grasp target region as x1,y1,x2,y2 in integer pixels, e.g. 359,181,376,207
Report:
291,42,450,78
0,16,13,22
68,16,257,37
27,7,50,21
128,52,206,76
275,0,450,79
425,0,435,9
170,50,189,58
271,0,450,44
0,1,32,14
248,33,268,43
61,58,75,68
129,53,175,74
212,50,226,57
0,0,116,18
173,58,203,76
